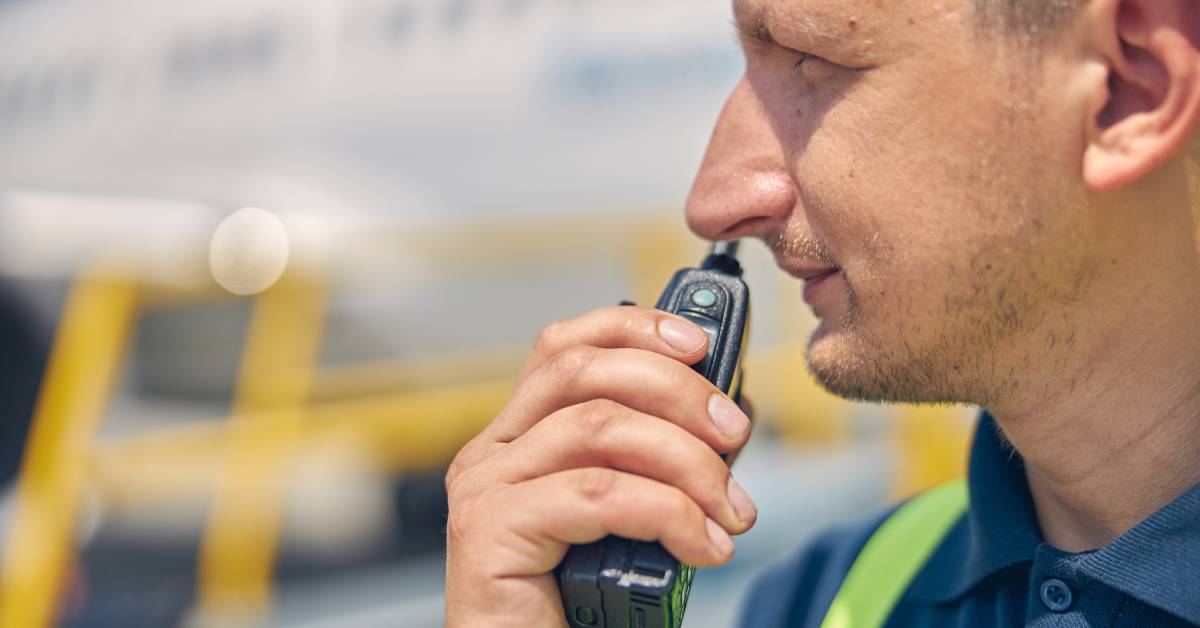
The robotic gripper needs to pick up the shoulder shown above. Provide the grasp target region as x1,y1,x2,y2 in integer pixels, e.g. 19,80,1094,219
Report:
734,505,899,628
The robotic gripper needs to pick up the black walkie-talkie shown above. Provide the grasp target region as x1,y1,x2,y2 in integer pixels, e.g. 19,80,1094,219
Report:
557,241,750,628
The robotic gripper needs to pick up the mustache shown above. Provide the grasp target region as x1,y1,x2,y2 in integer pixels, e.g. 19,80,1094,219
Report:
764,226,838,266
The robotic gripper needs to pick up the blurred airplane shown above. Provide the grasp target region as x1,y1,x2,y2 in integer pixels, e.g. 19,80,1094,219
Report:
0,0,748,398
0,0,741,222
0,7,954,628
0,7,753,628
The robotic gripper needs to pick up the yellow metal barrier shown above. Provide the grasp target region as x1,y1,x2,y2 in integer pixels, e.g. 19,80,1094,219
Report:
197,271,328,621
0,268,140,628
89,377,515,514
889,404,975,499
1,211,974,626
309,348,525,402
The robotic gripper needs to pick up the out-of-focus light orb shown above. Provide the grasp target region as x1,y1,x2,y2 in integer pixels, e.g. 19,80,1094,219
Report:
209,207,290,295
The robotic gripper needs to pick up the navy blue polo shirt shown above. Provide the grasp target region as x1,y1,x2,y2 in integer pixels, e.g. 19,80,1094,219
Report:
737,413,1200,627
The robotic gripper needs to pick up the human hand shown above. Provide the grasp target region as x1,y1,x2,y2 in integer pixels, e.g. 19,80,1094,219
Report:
444,307,757,627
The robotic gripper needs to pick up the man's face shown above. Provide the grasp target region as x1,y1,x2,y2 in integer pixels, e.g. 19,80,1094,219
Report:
687,0,1099,405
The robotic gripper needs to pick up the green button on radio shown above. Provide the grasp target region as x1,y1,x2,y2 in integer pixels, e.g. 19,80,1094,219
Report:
691,289,718,308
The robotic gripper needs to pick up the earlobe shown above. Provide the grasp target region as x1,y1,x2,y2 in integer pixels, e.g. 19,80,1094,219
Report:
1080,0,1200,192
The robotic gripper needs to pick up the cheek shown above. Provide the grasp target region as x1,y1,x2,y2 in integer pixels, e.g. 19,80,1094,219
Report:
789,69,1075,318
790,98,957,294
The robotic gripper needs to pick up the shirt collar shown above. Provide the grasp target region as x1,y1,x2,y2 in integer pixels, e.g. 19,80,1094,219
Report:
907,411,1200,625
1075,477,1200,623
907,411,1041,602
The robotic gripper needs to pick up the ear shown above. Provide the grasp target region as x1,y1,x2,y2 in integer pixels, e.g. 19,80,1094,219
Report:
1081,0,1200,192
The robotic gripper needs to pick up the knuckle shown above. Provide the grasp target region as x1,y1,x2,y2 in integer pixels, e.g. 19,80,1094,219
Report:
668,360,702,392
445,456,469,497
446,493,486,544
576,399,625,440
619,311,648,336
533,319,567,354
575,467,618,503
445,448,468,492
665,485,698,519
444,439,481,495
545,345,598,388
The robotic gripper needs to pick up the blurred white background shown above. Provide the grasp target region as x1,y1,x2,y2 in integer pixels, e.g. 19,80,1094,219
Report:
0,1,973,627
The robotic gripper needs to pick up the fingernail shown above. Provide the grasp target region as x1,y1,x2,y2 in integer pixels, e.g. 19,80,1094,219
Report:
708,394,750,439
705,517,734,558
658,319,707,353
727,476,757,524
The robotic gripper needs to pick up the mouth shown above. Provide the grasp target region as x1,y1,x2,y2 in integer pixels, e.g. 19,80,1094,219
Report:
801,269,840,306
776,258,841,307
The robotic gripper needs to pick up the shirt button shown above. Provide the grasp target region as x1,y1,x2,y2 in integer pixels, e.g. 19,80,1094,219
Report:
1040,578,1073,612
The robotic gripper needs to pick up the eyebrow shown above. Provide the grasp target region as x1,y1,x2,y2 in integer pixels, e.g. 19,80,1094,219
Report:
732,3,848,54
733,5,778,49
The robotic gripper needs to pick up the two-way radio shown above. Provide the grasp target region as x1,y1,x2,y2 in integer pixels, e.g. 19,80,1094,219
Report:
557,241,751,628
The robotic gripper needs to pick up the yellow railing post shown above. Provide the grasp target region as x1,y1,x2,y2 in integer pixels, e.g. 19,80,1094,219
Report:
0,269,139,628
196,270,327,623
889,405,974,499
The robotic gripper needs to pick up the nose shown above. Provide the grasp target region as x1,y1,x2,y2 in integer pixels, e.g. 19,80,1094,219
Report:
686,77,797,242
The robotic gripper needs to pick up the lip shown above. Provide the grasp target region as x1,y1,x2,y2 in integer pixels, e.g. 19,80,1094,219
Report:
776,258,840,282
801,269,840,306
776,257,842,307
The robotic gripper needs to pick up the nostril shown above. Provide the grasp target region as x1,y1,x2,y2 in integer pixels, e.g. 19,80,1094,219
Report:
721,216,773,239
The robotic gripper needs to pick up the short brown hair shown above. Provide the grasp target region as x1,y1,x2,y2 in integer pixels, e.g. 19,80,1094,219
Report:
975,1,1199,170
972,0,1088,37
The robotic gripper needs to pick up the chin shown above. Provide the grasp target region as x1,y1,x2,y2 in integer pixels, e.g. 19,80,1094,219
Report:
805,323,881,402
804,322,967,406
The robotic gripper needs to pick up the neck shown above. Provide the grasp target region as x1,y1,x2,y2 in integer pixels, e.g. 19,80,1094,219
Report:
1004,368,1200,552
989,174,1200,553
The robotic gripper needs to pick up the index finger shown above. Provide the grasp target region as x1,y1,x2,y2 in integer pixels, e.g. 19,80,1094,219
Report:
520,306,710,380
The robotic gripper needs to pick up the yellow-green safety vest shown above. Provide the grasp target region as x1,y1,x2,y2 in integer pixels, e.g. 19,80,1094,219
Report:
820,479,970,628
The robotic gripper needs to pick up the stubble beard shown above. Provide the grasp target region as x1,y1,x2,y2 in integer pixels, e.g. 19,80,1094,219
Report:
772,38,1101,411
796,162,1092,409
804,262,1045,408
763,217,1041,408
